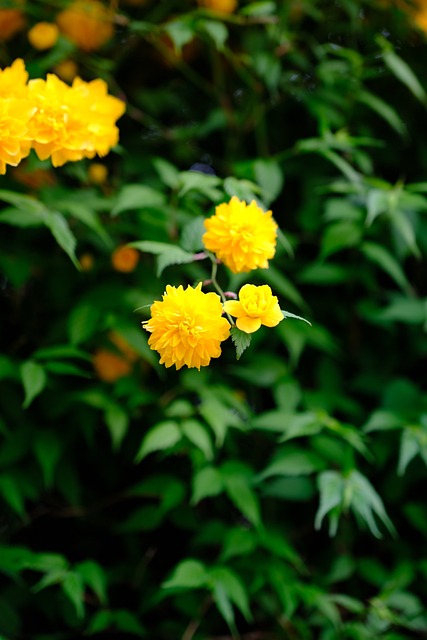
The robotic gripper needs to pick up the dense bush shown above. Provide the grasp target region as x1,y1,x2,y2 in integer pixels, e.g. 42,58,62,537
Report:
1,0,427,638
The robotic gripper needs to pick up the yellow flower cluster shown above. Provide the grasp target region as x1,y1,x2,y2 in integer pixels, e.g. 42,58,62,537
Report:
0,58,125,174
143,196,286,370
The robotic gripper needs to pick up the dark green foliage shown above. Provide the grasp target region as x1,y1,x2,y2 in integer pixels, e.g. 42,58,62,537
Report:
1,0,427,638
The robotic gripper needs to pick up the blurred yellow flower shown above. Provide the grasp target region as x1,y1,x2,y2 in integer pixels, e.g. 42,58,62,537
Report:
56,0,114,52
53,59,78,83
92,349,132,382
203,196,278,274
143,283,231,370
92,332,138,382
27,73,125,167
223,284,284,333
112,246,139,272
0,58,28,99
28,22,59,50
88,162,108,184
79,252,94,271
0,3,25,41
0,98,35,175
197,0,237,13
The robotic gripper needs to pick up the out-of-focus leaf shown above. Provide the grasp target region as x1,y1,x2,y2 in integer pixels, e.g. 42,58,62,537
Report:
192,466,224,504
76,560,108,605
358,90,406,136
381,41,427,104
221,461,261,527
315,470,344,536
112,185,166,216
68,304,100,346
361,242,412,293
208,566,252,622
181,419,214,460
20,361,47,409
197,20,228,51
162,559,208,589
33,431,62,487
135,420,181,462
254,158,284,205
105,404,129,449
61,572,85,618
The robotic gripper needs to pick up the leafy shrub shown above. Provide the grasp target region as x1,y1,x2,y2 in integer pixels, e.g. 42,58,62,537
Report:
1,0,427,638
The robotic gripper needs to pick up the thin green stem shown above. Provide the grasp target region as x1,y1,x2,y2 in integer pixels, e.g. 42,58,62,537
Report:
209,256,234,325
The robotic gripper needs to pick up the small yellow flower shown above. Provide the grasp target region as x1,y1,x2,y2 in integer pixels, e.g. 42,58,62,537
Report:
56,0,114,52
28,22,59,50
197,0,238,13
223,284,284,333
0,3,25,41
143,283,231,370
112,246,139,272
203,196,278,274
53,59,78,83
88,162,108,184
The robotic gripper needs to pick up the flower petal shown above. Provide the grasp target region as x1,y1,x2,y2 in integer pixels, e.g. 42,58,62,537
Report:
236,316,262,333
223,300,244,317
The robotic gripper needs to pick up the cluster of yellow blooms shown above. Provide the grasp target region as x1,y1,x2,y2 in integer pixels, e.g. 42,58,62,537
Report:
0,59,125,174
143,196,285,370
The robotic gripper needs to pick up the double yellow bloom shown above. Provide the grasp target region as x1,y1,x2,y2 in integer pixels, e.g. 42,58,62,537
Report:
0,58,125,174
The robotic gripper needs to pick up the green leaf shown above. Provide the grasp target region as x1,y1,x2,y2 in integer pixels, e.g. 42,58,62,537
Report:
180,216,206,252
223,176,261,203
33,431,62,487
135,420,181,462
212,581,236,633
162,559,208,589
156,246,195,276
0,475,26,516
105,404,129,450
163,19,194,53
192,466,224,504
20,361,47,409
76,560,107,605
152,157,179,189
178,170,222,200
321,221,362,258
381,43,427,104
68,304,100,346
0,207,44,227
358,90,406,136
230,326,252,360
208,566,252,622
282,310,312,325
257,448,324,480
348,470,396,538
361,242,412,293
112,185,166,216
181,419,214,460
61,572,85,619
221,462,261,527
0,189,46,213
42,210,79,269
315,470,344,536
254,158,284,206
398,426,427,476
261,265,307,310
197,19,228,51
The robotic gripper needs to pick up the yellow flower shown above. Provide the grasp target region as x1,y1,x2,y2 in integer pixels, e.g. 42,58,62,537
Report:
0,3,25,41
143,283,231,370
203,196,278,274
53,59,78,83
0,98,35,175
88,162,108,184
197,0,238,13
223,284,284,333
0,58,28,99
28,22,59,50
56,0,114,52
111,246,139,272
70,77,126,158
27,73,125,167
